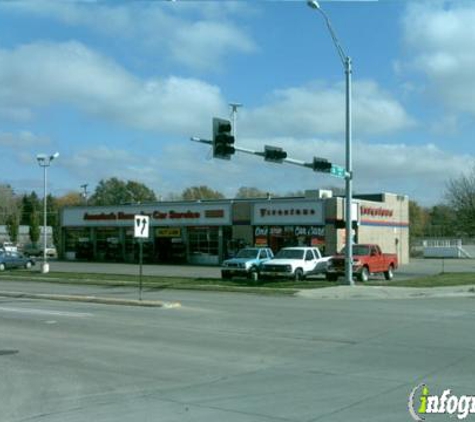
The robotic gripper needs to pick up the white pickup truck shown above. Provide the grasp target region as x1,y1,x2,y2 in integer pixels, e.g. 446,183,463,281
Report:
260,246,330,281
1,242,18,253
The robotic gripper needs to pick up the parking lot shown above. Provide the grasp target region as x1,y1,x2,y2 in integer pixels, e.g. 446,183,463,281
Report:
39,258,475,281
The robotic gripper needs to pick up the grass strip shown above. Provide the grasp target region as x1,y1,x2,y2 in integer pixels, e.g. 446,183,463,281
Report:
2,271,474,292
0,271,338,295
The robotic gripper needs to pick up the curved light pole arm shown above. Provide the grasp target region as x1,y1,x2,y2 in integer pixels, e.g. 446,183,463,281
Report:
316,7,348,66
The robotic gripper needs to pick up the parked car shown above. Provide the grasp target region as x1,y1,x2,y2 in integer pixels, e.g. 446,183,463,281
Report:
43,245,58,258
21,243,42,257
326,244,398,282
0,251,36,271
260,246,330,281
221,247,274,280
23,244,57,258
1,242,18,253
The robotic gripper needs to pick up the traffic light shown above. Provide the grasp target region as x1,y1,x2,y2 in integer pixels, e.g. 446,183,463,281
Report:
264,145,287,163
312,157,332,173
212,117,235,160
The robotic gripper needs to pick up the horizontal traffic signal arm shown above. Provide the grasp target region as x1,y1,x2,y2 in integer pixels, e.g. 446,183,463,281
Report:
190,137,349,179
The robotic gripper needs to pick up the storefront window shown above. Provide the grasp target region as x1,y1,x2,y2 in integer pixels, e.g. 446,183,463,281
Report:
255,225,326,253
64,228,92,259
96,227,121,262
188,227,219,256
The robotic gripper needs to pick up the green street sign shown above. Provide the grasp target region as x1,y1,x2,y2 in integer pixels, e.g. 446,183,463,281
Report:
330,165,346,178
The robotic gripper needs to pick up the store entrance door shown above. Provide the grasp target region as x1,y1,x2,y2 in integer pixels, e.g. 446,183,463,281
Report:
155,237,172,263
269,236,285,253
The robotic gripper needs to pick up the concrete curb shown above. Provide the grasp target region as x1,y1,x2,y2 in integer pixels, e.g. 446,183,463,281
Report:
297,285,475,300
0,291,181,308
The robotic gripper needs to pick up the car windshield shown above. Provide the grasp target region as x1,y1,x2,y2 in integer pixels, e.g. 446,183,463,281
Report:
341,245,370,256
275,249,304,260
235,249,259,259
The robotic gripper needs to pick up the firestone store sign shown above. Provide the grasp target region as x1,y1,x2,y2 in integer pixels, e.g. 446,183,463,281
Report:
251,200,325,226
358,205,398,226
62,204,232,227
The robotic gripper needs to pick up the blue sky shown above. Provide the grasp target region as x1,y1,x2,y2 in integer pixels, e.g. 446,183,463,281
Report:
0,0,474,205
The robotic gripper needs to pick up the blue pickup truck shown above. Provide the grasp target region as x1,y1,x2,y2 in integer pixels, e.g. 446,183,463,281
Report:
221,247,274,281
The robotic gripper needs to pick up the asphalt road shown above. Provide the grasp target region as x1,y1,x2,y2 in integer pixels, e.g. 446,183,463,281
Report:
1,282,475,421
33,257,475,281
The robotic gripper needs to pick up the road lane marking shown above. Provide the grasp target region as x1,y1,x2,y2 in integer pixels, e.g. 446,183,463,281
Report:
0,306,93,318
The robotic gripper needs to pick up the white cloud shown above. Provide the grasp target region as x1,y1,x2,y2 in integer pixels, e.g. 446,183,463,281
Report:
0,131,50,148
9,135,467,205
60,146,165,189
239,80,416,138
171,20,256,71
0,40,415,142
0,0,257,72
401,1,475,116
0,41,227,135
177,136,472,205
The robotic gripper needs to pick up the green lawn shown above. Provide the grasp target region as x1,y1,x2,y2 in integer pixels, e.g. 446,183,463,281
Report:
368,272,475,288
1,271,474,294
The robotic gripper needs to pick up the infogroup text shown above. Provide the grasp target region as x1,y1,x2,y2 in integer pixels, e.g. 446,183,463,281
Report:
409,384,475,421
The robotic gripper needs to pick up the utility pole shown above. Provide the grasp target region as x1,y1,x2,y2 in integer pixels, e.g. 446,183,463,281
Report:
80,184,89,206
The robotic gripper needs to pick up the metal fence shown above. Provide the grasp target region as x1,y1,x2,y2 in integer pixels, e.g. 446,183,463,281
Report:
411,238,475,259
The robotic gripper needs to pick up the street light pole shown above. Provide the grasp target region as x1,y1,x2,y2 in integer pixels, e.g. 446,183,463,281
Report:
344,55,354,287
36,152,59,274
307,0,354,286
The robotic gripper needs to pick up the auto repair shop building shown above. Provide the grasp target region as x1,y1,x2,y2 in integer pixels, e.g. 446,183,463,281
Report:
59,191,409,265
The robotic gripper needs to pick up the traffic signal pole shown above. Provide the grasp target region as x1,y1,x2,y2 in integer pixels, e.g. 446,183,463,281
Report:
192,104,352,286
190,137,348,176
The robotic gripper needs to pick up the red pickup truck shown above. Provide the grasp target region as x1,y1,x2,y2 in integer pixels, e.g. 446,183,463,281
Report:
326,244,398,282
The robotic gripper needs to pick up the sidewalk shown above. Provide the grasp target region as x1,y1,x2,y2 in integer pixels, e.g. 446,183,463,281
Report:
297,284,475,300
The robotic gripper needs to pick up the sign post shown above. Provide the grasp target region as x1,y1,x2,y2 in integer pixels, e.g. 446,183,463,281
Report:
134,215,150,301
330,164,346,179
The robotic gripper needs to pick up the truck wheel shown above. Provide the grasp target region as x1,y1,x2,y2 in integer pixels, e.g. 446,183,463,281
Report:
326,273,338,282
294,268,304,281
358,267,369,282
24,261,32,269
221,271,231,280
0,263,5,271
384,265,394,281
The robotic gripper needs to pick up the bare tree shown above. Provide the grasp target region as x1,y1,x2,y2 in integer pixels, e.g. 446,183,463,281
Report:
445,166,475,236
181,186,224,201
234,187,270,199
0,185,17,225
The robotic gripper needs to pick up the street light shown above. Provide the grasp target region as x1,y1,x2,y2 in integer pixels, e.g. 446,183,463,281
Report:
36,152,59,274
307,0,354,286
